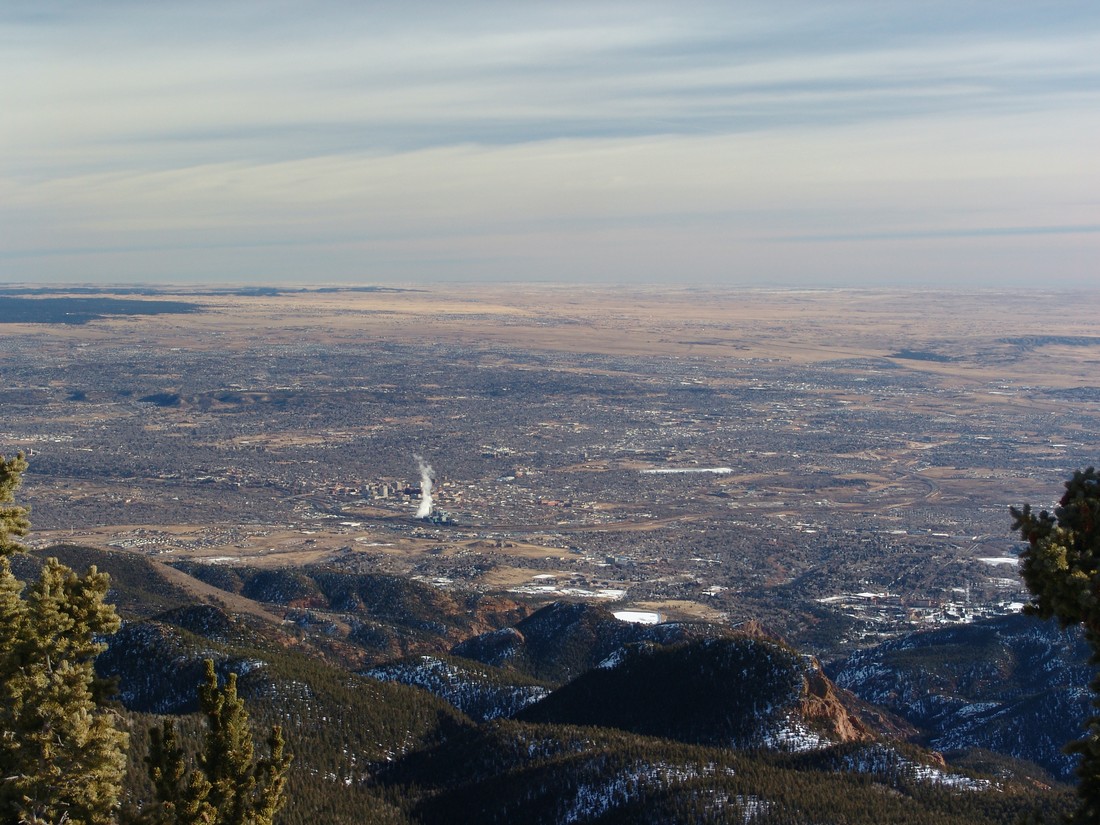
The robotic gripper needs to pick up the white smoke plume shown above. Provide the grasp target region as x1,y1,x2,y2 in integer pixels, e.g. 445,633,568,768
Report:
413,454,434,518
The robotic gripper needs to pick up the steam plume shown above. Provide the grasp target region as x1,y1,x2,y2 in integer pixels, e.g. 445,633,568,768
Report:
414,454,434,518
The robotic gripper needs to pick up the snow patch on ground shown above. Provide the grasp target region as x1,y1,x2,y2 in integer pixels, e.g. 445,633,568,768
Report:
642,467,734,474
909,763,993,790
596,648,627,670
762,720,830,752
560,762,736,824
735,794,772,823
364,655,550,720
955,701,1001,718
613,610,661,624
838,743,994,791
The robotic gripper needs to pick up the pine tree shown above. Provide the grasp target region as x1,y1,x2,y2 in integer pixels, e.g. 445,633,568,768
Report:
2,455,288,825
137,720,215,825
1012,466,1100,824
0,452,30,557
0,456,128,825
141,660,291,825
0,558,128,824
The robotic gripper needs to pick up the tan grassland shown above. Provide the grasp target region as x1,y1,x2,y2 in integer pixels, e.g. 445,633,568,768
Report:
13,285,1099,387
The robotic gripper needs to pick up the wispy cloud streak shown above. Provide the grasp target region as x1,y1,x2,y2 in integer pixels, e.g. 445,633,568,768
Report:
784,225,1100,243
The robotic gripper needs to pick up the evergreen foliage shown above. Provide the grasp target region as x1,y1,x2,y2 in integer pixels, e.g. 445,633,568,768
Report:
168,560,527,664
17,543,196,619
138,719,215,825
1,457,289,825
518,638,804,747
830,612,1093,781
454,601,731,685
363,654,551,722
0,455,128,825
1012,467,1100,823
380,719,1073,825
138,660,291,825
0,452,30,556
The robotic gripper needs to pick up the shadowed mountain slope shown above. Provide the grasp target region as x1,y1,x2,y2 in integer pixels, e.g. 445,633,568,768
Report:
452,600,731,684
518,636,872,749
830,613,1094,781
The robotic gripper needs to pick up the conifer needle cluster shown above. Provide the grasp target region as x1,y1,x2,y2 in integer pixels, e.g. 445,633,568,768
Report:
0,455,289,825
1013,467,1100,824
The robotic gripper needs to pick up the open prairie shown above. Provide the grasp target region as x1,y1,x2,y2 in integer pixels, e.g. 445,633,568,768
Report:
21,285,1099,375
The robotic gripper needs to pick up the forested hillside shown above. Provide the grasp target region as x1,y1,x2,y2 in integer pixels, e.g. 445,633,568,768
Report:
21,544,1072,824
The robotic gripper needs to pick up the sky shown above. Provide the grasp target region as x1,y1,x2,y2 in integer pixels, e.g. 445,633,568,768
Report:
2,1,1099,288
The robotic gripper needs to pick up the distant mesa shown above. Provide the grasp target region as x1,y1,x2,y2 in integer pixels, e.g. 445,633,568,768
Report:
226,286,283,296
138,392,183,407
0,287,425,325
0,296,201,325
0,284,418,298
1000,335,1100,349
312,285,422,294
886,349,954,363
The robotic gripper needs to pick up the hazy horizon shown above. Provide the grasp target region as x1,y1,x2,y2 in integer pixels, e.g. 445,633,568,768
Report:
3,2,1098,288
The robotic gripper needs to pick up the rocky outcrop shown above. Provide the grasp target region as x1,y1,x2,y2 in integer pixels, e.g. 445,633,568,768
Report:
799,658,875,743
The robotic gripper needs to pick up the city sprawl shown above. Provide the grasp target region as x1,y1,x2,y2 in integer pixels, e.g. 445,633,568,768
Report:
3,286,1097,654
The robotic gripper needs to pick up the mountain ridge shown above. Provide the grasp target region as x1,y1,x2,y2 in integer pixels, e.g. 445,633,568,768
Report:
17,544,1081,823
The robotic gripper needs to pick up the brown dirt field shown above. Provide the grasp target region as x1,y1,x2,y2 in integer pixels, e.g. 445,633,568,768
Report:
633,599,728,623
